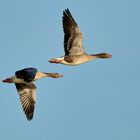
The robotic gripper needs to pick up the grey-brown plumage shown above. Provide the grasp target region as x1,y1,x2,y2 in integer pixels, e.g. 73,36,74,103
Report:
49,9,112,66
63,9,85,56
2,67,63,121
15,83,36,121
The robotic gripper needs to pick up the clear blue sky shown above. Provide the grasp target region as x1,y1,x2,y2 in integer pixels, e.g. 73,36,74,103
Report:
0,0,140,140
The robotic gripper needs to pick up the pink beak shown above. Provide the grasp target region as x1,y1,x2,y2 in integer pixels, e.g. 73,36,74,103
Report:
108,54,112,58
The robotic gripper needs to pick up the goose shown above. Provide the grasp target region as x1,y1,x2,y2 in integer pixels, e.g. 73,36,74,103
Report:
49,9,112,66
2,67,63,121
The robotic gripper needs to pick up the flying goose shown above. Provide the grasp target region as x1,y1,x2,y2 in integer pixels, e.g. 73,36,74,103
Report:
49,9,112,66
2,67,63,121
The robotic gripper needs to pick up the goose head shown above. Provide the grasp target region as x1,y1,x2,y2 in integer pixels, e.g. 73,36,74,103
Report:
93,53,112,59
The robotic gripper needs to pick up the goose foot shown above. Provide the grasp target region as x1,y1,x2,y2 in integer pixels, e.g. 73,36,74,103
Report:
48,58,63,64
2,78,13,83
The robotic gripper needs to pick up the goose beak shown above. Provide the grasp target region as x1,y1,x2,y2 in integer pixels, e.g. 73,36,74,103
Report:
108,54,112,58
59,74,63,78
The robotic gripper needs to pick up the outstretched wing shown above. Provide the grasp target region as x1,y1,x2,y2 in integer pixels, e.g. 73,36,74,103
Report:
62,9,85,56
15,83,36,121
15,68,38,83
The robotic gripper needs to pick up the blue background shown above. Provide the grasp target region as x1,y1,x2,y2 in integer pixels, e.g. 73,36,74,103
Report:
0,0,140,140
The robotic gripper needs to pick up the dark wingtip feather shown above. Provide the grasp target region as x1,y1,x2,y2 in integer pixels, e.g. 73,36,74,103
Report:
26,105,34,121
63,8,69,13
63,8,77,26
64,8,70,13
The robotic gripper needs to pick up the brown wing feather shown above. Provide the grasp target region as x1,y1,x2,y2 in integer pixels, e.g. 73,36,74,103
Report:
15,83,36,121
62,9,85,56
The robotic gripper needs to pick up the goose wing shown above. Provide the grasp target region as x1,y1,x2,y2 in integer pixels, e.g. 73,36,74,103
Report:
15,83,36,121
62,9,85,56
15,68,38,83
